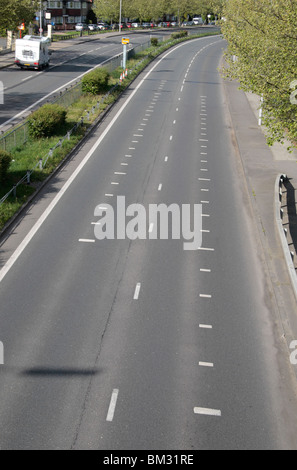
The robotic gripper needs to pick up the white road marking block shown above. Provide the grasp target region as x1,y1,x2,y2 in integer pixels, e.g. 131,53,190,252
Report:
194,407,221,417
106,389,119,422
134,283,141,300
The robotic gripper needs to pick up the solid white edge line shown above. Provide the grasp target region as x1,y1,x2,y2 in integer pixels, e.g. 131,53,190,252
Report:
106,389,119,422
0,36,219,284
199,362,214,368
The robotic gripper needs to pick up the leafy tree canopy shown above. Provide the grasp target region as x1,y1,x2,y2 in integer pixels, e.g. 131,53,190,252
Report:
221,0,297,147
93,0,223,23
0,0,39,33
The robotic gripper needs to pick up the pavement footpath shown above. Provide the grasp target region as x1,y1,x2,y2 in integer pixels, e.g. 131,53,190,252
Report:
224,77,297,359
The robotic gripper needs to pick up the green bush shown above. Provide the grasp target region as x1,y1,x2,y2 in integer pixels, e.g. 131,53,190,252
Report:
28,104,67,139
151,37,159,47
171,31,188,40
82,68,110,95
0,150,12,183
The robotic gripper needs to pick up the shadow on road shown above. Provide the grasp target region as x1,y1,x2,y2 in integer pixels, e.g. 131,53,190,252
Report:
284,178,297,257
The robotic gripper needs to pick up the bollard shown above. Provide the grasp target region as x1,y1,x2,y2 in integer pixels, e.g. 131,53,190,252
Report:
284,228,288,238
291,251,295,262
39,159,43,170
280,208,284,219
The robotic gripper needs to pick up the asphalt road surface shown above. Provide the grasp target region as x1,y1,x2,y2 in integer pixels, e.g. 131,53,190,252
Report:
0,35,297,450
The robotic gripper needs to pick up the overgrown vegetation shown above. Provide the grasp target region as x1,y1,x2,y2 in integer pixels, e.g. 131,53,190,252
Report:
28,104,67,139
171,31,188,39
221,0,297,148
82,68,110,95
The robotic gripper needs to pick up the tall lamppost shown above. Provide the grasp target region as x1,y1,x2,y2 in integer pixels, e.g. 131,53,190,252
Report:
119,0,122,33
40,1,43,36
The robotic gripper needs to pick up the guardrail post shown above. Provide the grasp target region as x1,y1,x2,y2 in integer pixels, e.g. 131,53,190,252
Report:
39,159,43,170
26,171,30,185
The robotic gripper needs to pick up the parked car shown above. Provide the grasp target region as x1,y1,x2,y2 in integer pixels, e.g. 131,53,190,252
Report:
142,23,151,28
171,21,177,27
75,23,87,32
127,22,132,28
97,23,109,30
132,22,140,28
88,24,98,31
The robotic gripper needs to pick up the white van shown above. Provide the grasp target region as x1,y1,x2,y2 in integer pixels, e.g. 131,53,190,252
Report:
15,36,51,70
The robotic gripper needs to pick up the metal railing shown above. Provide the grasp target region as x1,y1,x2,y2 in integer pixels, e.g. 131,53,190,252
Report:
0,121,29,152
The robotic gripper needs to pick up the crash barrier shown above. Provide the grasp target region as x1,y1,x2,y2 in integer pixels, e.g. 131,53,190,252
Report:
275,174,297,301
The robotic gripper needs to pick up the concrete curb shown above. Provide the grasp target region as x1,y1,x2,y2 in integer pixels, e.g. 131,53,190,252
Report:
275,173,297,302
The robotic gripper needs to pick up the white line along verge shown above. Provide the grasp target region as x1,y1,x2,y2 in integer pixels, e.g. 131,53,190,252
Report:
0,37,220,284
106,389,119,422
134,283,141,300
194,407,221,417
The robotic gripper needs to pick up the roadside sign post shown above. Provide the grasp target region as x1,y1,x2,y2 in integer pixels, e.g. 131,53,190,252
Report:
122,37,129,70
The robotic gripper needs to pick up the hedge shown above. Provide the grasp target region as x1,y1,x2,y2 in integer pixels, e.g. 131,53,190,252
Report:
28,104,67,139
0,150,12,183
82,68,110,95
171,31,188,40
